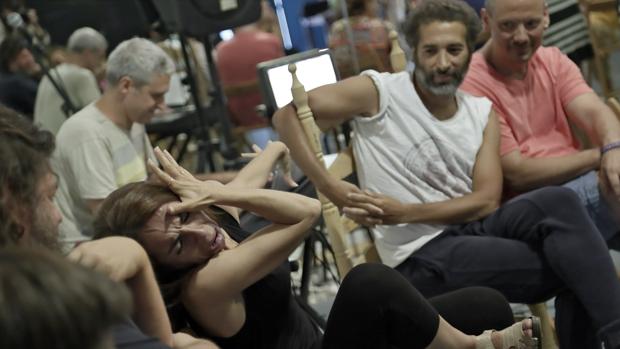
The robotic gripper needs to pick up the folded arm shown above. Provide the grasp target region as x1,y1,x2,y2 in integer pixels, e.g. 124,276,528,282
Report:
501,148,600,192
345,111,503,225
568,92,620,199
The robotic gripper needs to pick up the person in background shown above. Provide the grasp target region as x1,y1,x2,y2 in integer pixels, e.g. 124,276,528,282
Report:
53,37,173,248
329,0,395,78
0,33,40,117
215,7,283,149
34,27,108,135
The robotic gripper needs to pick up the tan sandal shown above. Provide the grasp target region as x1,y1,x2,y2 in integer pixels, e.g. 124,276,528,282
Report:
476,316,542,349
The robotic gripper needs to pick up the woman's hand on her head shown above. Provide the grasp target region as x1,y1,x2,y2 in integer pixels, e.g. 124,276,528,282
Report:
67,237,149,282
167,180,227,214
148,147,226,213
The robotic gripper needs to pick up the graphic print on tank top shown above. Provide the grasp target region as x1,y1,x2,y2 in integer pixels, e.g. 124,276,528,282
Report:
403,135,472,199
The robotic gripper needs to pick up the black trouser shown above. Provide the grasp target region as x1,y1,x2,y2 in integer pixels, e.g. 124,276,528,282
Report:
396,187,620,349
321,263,514,349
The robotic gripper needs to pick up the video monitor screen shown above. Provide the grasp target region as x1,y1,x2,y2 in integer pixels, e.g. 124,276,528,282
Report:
257,49,338,116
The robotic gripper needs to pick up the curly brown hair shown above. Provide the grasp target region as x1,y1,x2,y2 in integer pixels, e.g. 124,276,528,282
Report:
404,0,482,54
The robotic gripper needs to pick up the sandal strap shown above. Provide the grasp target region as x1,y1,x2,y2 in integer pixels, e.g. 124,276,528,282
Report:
500,321,539,349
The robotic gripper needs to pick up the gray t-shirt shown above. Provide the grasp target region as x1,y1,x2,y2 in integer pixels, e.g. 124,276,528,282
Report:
352,70,492,267
53,103,155,247
34,63,101,135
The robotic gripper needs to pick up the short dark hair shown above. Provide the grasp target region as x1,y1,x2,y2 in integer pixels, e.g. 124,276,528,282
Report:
346,0,370,16
0,247,131,349
404,0,482,53
0,34,28,72
0,105,55,246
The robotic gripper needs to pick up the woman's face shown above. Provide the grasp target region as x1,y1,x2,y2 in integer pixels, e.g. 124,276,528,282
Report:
138,202,226,269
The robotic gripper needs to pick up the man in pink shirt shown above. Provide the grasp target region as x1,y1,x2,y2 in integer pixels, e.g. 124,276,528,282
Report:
461,0,620,251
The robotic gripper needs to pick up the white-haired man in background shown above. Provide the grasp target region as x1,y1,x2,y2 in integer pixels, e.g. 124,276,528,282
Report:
34,27,108,135
53,37,174,248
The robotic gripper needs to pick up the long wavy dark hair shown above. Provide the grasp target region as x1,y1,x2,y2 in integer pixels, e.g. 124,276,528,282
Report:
404,0,482,54
93,181,220,306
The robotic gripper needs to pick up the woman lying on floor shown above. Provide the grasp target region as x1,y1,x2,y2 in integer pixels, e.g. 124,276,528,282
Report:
93,143,541,349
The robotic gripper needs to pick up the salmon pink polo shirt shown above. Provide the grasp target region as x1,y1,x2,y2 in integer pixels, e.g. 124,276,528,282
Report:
460,46,593,158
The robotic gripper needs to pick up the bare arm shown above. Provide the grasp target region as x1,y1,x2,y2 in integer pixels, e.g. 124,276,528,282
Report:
344,111,503,225
568,92,620,198
183,187,321,337
501,148,600,192
68,237,173,346
499,93,616,192
226,141,293,190
272,75,380,208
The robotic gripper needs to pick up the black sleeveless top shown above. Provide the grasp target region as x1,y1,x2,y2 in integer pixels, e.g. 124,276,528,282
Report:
166,208,322,349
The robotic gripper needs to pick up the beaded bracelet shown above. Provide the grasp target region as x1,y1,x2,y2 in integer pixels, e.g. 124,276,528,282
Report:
601,141,620,155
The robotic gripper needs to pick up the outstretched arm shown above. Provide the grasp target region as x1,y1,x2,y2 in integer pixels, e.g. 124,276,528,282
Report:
272,75,380,208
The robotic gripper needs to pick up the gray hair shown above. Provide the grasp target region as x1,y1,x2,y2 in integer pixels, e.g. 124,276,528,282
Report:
67,27,108,53
105,37,175,87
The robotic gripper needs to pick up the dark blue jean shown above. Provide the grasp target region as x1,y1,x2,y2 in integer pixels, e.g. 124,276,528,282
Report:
395,187,620,349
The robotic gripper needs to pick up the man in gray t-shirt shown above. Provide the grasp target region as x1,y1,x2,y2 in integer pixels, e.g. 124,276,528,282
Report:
53,37,174,247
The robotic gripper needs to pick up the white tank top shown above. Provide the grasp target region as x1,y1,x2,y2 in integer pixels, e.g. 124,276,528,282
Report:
352,70,492,267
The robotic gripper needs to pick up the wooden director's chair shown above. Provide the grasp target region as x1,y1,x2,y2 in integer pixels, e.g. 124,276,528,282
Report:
579,0,620,99
288,31,557,348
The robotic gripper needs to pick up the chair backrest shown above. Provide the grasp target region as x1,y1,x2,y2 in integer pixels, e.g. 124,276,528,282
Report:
578,0,620,98
608,97,620,121
288,30,406,278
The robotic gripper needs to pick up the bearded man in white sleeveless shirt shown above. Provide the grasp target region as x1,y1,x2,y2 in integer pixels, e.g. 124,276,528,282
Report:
273,0,620,348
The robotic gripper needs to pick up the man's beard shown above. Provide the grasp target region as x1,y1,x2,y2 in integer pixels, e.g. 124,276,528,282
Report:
31,212,62,253
414,66,467,96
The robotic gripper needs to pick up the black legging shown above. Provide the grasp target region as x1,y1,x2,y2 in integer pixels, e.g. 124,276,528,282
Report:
321,263,514,349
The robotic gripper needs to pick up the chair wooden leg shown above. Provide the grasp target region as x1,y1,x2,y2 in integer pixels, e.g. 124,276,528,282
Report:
594,53,613,98
528,303,558,349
